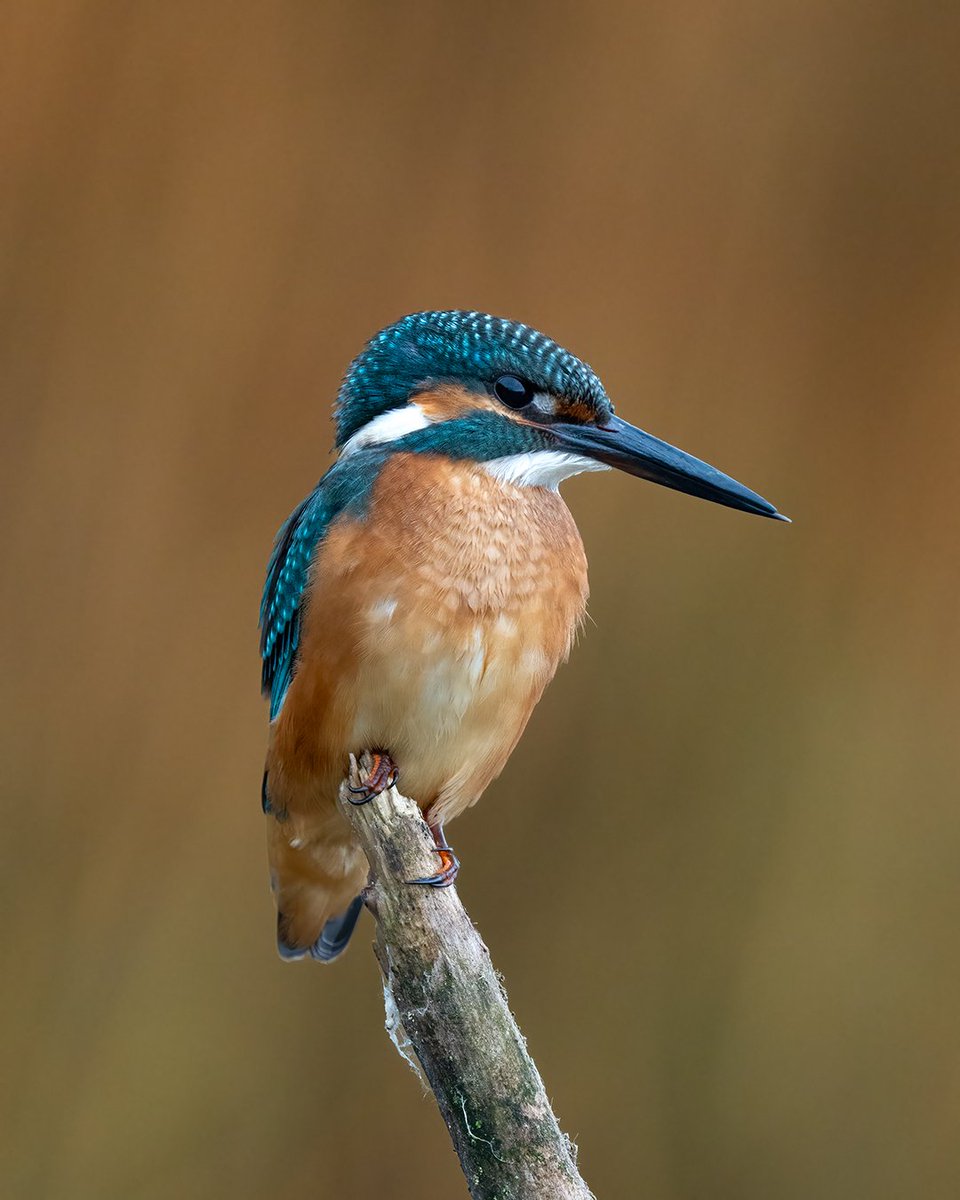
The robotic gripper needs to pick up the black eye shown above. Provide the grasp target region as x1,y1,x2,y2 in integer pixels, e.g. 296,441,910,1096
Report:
493,374,536,408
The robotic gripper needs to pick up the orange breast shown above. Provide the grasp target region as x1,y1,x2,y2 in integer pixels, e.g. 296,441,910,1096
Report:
270,453,589,825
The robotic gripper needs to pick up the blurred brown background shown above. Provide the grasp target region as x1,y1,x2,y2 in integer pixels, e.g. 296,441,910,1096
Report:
2,2,959,1197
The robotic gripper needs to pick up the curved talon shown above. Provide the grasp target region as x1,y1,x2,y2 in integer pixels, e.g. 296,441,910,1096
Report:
408,821,460,888
409,846,460,888
347,751,399,806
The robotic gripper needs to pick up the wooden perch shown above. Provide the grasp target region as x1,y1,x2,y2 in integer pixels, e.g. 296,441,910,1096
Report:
338,753,594,1200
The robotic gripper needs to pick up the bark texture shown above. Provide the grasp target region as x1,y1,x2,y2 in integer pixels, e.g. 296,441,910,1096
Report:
338,753,594,1200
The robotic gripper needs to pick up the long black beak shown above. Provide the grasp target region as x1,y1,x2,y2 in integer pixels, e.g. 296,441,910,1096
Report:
550,414,789,521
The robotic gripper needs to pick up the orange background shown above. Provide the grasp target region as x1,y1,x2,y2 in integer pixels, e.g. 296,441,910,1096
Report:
2,3,959,1197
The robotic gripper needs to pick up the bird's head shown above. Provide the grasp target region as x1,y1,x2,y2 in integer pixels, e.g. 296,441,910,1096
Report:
334,310,787,520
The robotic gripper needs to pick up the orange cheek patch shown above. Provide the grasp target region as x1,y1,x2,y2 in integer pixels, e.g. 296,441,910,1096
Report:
555,398,597,425
413,384,500,422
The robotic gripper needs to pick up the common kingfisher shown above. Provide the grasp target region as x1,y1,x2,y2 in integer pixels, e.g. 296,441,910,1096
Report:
259,311,787,961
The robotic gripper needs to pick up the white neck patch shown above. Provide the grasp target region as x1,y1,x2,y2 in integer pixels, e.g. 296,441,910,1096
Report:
482,451,609,491
340,407,607,492
339,403,432,457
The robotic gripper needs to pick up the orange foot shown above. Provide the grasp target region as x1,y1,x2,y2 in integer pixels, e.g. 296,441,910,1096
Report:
409,822,460,888
347,751,399,806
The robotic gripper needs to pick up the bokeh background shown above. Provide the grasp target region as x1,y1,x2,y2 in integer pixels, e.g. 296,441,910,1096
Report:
2,3,959,1197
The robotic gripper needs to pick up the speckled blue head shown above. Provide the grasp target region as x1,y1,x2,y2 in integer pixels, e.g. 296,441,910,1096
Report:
335,310,612,447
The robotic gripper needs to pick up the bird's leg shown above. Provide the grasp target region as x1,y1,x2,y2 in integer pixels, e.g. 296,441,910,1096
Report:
409,821,460,888
347,750,399,806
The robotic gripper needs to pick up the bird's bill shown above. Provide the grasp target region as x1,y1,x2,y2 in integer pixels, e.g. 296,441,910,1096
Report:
550,414,789,521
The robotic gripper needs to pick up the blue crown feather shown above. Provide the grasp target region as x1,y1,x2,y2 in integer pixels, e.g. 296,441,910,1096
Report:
335,310,609,446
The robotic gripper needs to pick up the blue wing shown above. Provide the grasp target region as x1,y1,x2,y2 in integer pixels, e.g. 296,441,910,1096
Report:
259,486,333,719
259,452,386,719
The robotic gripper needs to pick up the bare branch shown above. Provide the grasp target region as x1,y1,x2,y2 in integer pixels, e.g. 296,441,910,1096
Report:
338,753,594,1200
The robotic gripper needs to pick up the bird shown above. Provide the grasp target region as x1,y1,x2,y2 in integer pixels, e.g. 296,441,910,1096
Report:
259,310,787,961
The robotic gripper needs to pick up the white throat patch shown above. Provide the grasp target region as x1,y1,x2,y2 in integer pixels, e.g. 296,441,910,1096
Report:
482,451,609,491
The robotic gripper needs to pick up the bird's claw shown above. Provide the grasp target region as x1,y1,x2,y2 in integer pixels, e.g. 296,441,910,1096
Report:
408,822,460,887
347,751,399,805
409,846,460,888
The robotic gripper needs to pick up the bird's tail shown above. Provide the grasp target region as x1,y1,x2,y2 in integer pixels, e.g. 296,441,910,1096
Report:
266,785,368,963
270,837,368,963
277,894,364,963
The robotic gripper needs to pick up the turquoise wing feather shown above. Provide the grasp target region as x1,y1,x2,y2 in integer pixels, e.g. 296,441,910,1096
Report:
259,488,332,719
259,451,387,719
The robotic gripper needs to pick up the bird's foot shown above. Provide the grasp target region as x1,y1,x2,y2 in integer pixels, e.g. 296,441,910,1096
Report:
409,822,460,888
347,751,399,806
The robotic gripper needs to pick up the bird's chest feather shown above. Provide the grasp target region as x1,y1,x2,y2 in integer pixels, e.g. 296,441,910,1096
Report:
362,455,585,691
287,453,588,808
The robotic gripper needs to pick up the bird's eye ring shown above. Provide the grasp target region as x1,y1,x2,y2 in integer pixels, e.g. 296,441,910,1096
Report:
493,374,536,409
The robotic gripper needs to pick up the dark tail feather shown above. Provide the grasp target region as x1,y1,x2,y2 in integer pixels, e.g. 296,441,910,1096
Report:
276,895,364,963
310,895,364,962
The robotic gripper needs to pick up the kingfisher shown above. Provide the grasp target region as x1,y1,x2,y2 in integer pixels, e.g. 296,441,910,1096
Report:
259,310,787,962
